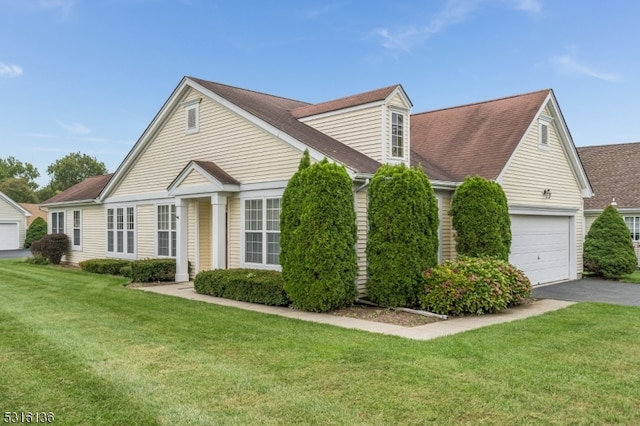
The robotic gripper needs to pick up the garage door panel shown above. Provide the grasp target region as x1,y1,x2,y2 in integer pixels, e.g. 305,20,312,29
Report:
510,215,570,285
0,223,19,250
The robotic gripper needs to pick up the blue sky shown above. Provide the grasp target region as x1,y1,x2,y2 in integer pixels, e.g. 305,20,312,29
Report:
1,0,638,187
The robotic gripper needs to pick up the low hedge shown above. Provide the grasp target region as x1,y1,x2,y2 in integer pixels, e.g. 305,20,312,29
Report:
420,256,531,316
128,259,176,282
194,268,289,306
79,258,132,275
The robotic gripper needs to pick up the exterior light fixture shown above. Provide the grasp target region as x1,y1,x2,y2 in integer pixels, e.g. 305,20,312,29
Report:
611,198,617,206
542,188,552,199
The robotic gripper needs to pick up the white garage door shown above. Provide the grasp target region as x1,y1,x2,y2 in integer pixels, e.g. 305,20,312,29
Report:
0,222,19,250
510,215,570,285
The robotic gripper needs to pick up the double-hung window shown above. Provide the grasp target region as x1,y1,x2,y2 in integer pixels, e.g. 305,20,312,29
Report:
244,197,281,266
107,207,135,256
72,210,81,249
51,211,64,234
391,111,405,159
157,204,176,257
624,216,640,242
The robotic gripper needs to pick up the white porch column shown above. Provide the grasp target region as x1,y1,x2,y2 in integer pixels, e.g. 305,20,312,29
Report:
211,193,227,269
175,198,190,282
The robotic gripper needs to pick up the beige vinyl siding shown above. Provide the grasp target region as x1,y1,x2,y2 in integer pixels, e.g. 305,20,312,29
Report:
438,193,456,261
136,204,156,258
355,189,368,297
111,89,302,197
182,170,210,187
228,196,240,268
500,107,585,273
198,201,212,272
62,206,105,265
0,198,26,248
301,105,384,162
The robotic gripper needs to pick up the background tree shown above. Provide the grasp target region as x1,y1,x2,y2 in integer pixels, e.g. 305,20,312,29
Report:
0,156,40,191
449,175,511,261
366,164,439,307
47,152,107,192
282,158,358,312
0,177,38,203
584,205,637,279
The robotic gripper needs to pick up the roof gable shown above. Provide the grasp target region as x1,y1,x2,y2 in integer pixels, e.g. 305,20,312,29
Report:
0,191,31,216
168,160,240,196
578,142,640,210
410,90,551,182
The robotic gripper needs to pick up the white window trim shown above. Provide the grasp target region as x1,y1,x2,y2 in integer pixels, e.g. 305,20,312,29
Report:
538,116,552,151
72,209,82,251
389,109,407,161
624,216,640,242
106,206,136,259
156,203,176,258
184,99,200,135
240,190,283,270
51,211,65,235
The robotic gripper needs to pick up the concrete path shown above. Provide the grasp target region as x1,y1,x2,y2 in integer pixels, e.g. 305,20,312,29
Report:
532,277,640,307
136,283,573,341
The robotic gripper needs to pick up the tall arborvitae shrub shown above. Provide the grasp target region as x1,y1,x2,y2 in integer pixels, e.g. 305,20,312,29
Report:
24,217,47,248
282,159,358,312
449,176,511,261
280,150,310,269
366,164,439,307
584,205,637,278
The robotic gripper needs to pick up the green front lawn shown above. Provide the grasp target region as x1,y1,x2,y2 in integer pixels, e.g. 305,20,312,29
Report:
2,259,640,425
620,271,640,284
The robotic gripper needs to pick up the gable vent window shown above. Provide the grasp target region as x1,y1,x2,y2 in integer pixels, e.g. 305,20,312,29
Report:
184,100,200,134
538,116,552,150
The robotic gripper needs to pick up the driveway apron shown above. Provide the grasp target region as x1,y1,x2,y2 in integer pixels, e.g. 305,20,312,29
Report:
532,278,640,307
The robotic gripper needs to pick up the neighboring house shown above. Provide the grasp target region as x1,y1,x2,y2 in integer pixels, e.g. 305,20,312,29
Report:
578,142,640,266
41,76,592,290
20,203,48,226
0,191,31,250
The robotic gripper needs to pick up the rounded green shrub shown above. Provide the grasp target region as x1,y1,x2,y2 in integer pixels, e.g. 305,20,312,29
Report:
449,176,511,261
420,256,531,315
79,258,132,275
366,164,439,307
24,217,47,248
282,158,358,312
584,205,637,279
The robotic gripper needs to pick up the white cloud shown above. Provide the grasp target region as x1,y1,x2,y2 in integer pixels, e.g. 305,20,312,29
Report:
509,0,542,15
375,0,478,51
0,62,23,78
55,120,91,135
551,55,621,82
375,0,543,52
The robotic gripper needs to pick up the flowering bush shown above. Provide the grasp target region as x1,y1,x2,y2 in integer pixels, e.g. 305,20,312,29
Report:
420,256,531,315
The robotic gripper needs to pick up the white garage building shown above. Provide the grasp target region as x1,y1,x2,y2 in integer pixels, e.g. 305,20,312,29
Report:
0,191,31,250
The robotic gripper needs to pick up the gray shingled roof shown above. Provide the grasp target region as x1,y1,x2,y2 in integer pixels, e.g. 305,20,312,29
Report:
42,174,114,205
578,142,640,210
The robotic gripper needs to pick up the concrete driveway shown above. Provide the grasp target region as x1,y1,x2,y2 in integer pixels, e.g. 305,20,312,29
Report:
0,249,31,259
532,278,640,307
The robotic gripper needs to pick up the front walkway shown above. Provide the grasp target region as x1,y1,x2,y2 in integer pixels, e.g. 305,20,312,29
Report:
136,283,573,341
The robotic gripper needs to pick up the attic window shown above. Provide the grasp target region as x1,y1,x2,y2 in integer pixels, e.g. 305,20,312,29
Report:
184,99,200,134
538,116,552,150
391,111,405,158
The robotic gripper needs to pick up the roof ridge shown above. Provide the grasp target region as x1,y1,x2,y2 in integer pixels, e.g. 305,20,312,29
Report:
578,141,640,149
302,84,401,107
186,76,312,107
411,88,551,117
